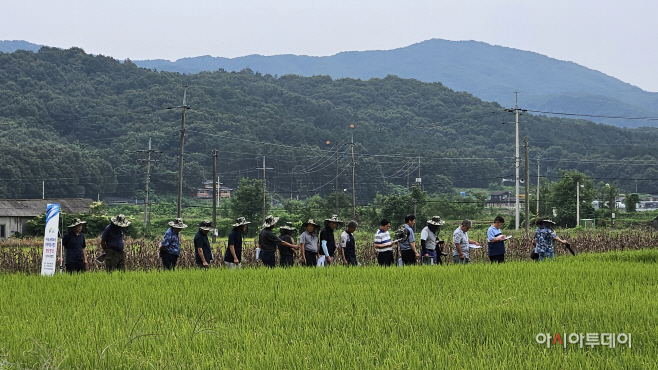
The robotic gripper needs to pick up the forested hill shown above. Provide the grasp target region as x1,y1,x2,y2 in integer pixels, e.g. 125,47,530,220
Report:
3,39,658,128
0,47,657,203
131,39,658,129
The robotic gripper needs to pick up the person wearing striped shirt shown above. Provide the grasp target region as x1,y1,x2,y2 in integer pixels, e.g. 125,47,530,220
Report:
374,219,396,266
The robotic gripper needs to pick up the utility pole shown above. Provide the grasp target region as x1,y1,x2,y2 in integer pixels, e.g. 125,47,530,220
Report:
350,124,356,220
609,184,614,228
407,168,410,192
417,156,421,191
290,169,293,201
136,138,161,233
524,136,530,233
256,156,273,224
576,181,580,227
335,143,339,216
505,93,521,230
514,93,520,230
536,157,540,218
167,85,190,218
217,175,221,216
326,141,340,216
212,149,217,243
413,200,418,233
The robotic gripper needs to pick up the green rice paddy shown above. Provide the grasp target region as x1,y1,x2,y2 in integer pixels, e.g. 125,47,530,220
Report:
1,250,657,369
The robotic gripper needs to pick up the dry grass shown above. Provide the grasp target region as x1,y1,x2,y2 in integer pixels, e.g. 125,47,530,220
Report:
1,229,657,274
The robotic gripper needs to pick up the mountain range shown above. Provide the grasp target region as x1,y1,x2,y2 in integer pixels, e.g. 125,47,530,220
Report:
3,39,657,128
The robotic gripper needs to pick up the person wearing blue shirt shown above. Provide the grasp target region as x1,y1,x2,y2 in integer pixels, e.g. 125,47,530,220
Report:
533,218,568,261
399,214,420,265
487,216,507,263
159,218,188,270
101,214,131,272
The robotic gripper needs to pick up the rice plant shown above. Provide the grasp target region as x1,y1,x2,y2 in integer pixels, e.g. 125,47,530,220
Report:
0,249,657,369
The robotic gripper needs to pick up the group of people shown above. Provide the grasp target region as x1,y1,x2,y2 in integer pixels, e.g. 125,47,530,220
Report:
373,214,481,266
58,212,569,273
256,213,482,268
58,214,132,273
257,214,359,268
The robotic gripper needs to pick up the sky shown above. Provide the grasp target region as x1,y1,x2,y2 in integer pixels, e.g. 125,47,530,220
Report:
4,0,658,92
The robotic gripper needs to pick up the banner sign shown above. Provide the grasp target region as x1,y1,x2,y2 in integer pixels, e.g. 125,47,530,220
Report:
40,204,60,276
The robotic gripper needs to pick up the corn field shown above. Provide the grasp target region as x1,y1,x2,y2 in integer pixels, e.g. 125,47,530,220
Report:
1,229,657,274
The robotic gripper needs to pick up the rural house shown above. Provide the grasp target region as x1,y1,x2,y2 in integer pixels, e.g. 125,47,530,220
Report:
485,191,524,209
0,199,94,240
196,180,232,200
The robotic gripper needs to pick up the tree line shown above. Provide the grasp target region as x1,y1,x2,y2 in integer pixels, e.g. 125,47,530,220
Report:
1,47,657,206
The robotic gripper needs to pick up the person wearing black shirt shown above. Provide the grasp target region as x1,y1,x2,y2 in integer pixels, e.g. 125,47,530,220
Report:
100,214,131,272
195,220,214,268
319,215,344,265
339,220,359,266
259,215,281,268
278,222,299,267
225,217,251,268
61,218,88,273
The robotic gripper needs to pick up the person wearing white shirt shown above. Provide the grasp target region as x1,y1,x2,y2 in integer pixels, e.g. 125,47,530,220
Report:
452,219,480,264
374,219,396,266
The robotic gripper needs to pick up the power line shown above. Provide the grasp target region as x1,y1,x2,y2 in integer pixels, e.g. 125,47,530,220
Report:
526,110,658,121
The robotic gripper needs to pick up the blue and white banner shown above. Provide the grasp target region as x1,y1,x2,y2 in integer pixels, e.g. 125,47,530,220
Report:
40,204,60,276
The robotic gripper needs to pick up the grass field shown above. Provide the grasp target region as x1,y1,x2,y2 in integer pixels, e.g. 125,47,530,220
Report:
1,250,657,369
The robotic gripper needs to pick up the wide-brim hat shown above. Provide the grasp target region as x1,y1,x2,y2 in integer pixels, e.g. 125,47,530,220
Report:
68,218,87,228
536,217,556,226
262,215,279,228
324,215,344,224
111,214,131,227
302,219,320,227
279,222,296,231
198,220,213,231
427,216,446,226
168,218,188,229
232,217,251,228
